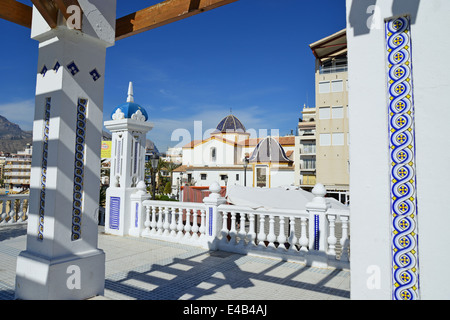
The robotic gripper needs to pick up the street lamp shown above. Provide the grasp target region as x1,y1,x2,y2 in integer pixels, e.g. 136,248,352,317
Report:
176,177,180,200
243,156,249,187
150,153,159,199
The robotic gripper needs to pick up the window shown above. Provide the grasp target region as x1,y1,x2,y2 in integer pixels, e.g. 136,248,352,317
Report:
201,173,207,180
236,174,240,181
332,133,345,146
220,174,228,181
211,147,216,162
320,133,331,146
332,106,344,119
319,81,330,93
319,107,330,119
303,143,316,154
303,158,316,169
331,80,343,92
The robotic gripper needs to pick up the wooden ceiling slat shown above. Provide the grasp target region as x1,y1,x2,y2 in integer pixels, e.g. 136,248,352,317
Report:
0,0,33,28
30,0,58,28
0,0,238,41
115,0,238,41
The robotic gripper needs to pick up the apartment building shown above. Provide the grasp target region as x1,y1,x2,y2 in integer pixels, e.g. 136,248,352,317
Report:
4,144,32,193
294,105,316,191
309,29,349,204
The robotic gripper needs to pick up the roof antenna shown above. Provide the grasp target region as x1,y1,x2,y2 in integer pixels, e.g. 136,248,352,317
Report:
127,81,134,103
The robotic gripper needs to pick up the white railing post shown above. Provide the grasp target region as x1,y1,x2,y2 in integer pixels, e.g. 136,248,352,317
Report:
340,216,350,261
203,182,226,250
306,183,331,267
129,181,151,237
327,215,337,256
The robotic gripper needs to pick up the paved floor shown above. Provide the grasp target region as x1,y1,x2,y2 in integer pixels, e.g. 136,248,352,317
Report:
0,224,350,300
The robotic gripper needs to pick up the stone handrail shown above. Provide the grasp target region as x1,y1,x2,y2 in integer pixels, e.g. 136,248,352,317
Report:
0,194,29,226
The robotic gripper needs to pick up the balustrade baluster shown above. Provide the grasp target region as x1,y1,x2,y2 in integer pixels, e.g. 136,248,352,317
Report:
237,212,247,247
289,216,298,252
229,211,237,244
150,205,157,235
143,205,151,235
0,200,5,224
191,210,199,240
299,217,309,252
163,206,170,236
8,200,15,224
184,209,192,239
277,216,287,251
221,211,229,244
327,215,337,256
169,207,177,237
17,199,24,222
247,213,256,246
199,209,206,239
257,214,267,249
156,207,164,235
340,216,349,261
267,215,277,249
176,210,184,238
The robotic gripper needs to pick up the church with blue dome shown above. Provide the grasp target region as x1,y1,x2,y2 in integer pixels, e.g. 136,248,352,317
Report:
172,112,295,190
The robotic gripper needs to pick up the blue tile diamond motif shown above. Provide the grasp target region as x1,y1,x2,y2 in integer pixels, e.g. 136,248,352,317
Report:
40,65,48,77
67,61,80,76
53,61,60,72
386,15,420,300
89,68,101,81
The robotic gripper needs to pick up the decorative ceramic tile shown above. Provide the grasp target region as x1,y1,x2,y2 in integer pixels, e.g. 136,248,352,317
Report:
67,61,80,76
40,65,48,77
71,98,87,241
89,68,101,81
53,61,60,72
38,98,51,241
386,16,420,300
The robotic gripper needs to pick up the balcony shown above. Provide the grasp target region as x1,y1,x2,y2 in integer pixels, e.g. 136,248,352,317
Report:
319,64,348,75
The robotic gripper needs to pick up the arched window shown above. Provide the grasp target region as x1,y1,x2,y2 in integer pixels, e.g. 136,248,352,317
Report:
211,147,216,162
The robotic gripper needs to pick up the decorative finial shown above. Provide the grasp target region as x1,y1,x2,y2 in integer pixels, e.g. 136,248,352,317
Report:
127,81,134,103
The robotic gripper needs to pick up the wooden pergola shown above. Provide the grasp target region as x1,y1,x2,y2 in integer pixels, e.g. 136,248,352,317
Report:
0,0,238,39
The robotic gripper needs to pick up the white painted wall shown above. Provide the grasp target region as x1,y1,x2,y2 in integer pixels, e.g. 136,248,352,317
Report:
346,0,450,299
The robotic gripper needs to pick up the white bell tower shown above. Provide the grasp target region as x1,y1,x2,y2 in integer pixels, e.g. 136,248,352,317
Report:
104,82,153,236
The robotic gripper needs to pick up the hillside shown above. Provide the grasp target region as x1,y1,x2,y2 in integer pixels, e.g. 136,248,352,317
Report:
0,115,32,154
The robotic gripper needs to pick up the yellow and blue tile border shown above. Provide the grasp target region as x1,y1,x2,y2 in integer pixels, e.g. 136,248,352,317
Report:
386,15,420,300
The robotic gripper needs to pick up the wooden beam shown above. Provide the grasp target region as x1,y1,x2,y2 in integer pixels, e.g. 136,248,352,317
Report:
31,0,58,28
0,0,33,28
115,0,238,41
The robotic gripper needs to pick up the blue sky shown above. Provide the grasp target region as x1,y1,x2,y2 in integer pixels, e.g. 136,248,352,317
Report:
0,0,346,152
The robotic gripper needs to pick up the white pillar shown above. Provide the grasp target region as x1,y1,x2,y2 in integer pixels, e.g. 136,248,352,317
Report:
104,83,153,236
347,0,450,299
305,183,330,268
203,181,227,250
129,181,151,237
15,1,116,300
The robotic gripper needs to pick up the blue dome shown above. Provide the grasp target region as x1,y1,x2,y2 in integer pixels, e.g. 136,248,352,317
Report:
214,114,246,133
111,102,148,121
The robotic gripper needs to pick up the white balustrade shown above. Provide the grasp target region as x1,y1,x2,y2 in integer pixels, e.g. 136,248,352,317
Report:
0,194,29,226
141,200,208,247
137,183,350,268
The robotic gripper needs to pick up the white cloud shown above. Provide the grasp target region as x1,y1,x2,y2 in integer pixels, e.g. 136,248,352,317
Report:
0,99,35,131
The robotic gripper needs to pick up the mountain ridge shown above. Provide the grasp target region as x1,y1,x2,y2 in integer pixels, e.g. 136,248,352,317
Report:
0,115,32,154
